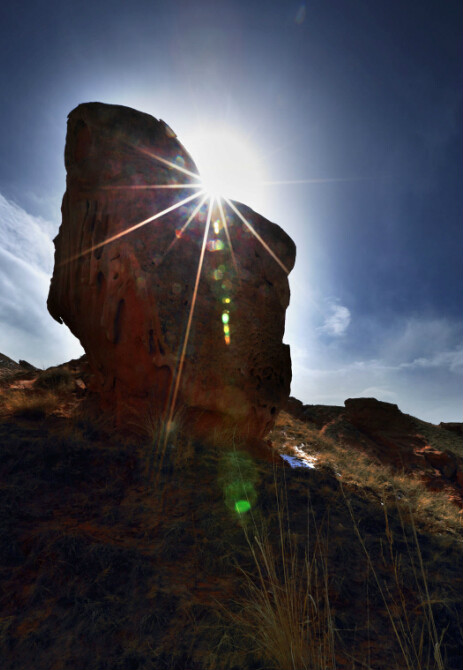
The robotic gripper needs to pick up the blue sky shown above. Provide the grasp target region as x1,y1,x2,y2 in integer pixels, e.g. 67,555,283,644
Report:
0,0,461,422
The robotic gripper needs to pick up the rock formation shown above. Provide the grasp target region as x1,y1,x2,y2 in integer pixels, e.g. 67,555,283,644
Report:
48,103,296,444
0,353,36,379
285,396,463,502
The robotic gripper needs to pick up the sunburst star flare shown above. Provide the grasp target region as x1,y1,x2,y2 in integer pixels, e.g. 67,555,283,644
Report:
48,102,296,451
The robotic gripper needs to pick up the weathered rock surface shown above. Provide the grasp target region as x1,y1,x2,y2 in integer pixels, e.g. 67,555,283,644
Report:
48,103,296,444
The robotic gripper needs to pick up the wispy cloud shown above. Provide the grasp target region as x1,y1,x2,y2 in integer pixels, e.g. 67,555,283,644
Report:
318,300,351,337
0,194,83,367
291,315,463,423
0,194,55,272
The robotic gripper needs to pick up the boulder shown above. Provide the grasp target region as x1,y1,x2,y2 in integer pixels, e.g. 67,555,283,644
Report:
416,446,458,480
48,102,296,445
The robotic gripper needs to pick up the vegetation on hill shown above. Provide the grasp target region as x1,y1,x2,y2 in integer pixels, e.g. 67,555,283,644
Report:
0,358,461,669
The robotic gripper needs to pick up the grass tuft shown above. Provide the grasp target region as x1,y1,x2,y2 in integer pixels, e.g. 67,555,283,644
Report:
1,389,58,419
34,366,73,390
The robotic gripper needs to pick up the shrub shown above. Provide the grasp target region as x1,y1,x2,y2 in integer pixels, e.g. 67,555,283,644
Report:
34,367,73,390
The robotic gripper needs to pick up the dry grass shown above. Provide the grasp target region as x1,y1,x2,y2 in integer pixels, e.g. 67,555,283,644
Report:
33,366,73,391
270,412,462,535
227,472,459,670
343,486,449,670
225,409,462,669
230,507,335,669
0,381,461,669
130,405,192,483
1,389,58,419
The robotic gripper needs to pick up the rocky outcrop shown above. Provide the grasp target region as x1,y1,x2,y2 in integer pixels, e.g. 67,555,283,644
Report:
344,397,413,433
285,396,463,503
0,353,22,377
285,396,344,428
48,103,296,445
0,354,36,380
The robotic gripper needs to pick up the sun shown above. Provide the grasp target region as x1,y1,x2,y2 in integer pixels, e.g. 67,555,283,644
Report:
182,127,266,212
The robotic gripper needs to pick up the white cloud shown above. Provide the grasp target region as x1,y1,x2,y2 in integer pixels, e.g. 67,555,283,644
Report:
0,194,83,368
290,314,463,423
397,348,463,373
0,194,56,272
318,301,351,337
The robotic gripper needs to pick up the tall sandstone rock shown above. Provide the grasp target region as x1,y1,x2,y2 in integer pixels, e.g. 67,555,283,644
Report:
48,103,296,445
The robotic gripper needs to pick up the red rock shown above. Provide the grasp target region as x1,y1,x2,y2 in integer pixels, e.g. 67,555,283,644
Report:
285,396,343,428
285,396,463,504
48,103,296,445
417,446,457,479
344,397,414,433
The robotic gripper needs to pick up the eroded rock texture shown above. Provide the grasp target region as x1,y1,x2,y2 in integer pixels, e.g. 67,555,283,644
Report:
48,103,295,444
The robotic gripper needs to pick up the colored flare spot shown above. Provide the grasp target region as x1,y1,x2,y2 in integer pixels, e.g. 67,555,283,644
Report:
235,500,251,514
222,297,231,304
224,335,231,345
221,311,229,324
213,268,223,281
223,324,230,335
206,239,225,252
213,219,221,235
175,229,182,239
219,452,258,515
224,481,255,511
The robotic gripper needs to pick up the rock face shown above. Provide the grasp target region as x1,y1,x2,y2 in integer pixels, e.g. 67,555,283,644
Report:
48,103,296,444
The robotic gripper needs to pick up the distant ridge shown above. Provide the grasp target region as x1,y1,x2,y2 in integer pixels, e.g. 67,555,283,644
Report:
0,353,36,377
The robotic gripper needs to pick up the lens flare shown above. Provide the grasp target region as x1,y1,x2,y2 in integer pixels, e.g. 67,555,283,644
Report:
62,190,204,264
235,500,251,514
182,128,266,210
219,451,258,515
206,239,225,252
86,140,295,488
224,197,290,274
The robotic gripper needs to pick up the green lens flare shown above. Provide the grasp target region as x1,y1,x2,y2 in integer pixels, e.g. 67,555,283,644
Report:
222,311,230,324
235,500,251,514
219,452,258,515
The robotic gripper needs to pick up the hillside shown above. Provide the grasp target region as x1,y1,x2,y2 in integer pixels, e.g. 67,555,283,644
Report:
0,355,462,669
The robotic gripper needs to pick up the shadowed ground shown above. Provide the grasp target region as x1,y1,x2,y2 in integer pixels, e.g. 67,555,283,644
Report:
0,359,462,669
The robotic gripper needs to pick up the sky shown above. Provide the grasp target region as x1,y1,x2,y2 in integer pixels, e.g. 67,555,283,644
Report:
0,0,461,423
